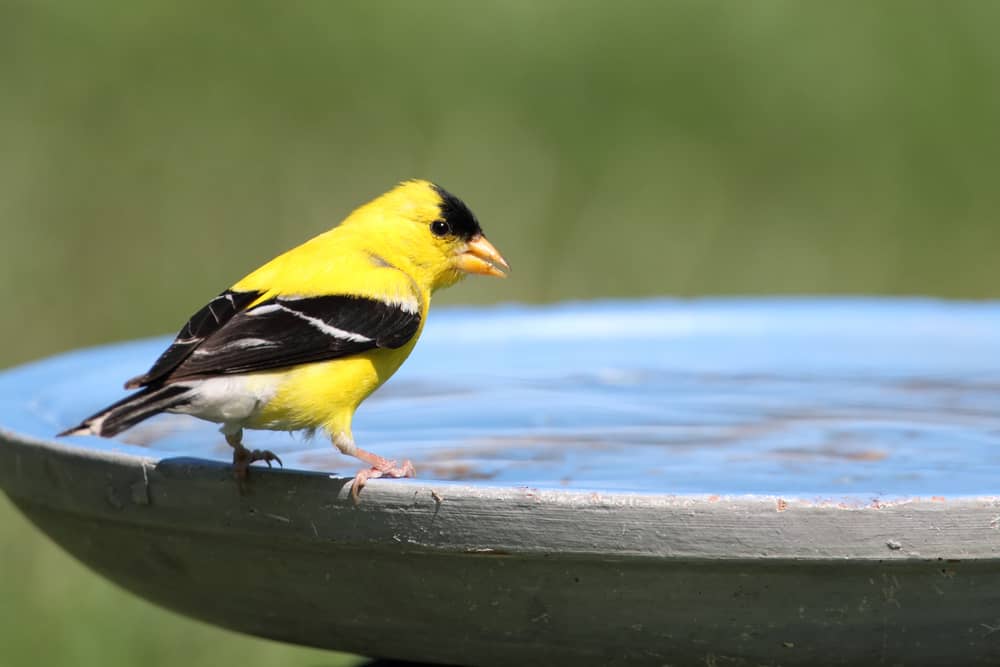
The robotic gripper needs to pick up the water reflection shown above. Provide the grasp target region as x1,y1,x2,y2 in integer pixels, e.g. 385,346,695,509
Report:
12,300,1000,498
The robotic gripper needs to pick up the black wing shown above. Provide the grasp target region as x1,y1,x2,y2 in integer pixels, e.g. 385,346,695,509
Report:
126,289,263,389
161,294,421,382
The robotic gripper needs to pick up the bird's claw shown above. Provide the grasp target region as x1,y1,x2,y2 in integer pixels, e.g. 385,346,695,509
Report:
258,450,284,469
351,459,416,504
232,445,283,486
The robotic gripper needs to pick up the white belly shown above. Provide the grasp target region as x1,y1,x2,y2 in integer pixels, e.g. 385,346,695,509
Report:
168,374,283,431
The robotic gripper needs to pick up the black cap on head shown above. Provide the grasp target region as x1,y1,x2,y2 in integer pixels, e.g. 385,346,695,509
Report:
432,184,482,241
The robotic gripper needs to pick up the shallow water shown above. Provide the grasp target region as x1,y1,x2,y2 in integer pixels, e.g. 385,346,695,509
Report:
4,298,1000,499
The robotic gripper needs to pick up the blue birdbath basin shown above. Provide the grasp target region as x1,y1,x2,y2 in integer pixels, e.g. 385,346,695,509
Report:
2,298,1000,666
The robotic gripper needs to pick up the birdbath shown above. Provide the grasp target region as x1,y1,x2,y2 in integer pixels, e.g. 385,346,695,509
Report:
2,298,1000,666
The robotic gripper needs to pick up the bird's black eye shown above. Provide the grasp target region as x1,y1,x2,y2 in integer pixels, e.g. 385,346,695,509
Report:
430,220,451,237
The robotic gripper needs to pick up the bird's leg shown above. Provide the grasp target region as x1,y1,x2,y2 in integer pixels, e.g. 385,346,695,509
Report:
333,432,415,503
225,427,282,487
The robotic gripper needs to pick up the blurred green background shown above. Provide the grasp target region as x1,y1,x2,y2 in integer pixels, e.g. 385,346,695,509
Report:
2,1,999,665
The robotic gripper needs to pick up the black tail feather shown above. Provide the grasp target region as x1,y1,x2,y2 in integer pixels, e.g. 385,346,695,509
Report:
58,384,192,438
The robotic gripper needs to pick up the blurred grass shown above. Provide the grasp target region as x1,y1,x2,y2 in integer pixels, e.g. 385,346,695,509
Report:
1,1,999,665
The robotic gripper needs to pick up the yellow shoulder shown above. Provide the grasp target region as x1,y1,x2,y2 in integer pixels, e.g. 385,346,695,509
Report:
231,227,423,310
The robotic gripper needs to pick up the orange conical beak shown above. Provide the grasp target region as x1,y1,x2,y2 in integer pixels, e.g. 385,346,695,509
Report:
454,235,510,278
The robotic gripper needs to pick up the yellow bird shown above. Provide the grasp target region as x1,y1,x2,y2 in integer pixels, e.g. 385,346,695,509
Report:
60,180,509,500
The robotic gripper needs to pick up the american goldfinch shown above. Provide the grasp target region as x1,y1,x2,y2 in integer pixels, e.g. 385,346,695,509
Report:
60,180,509,500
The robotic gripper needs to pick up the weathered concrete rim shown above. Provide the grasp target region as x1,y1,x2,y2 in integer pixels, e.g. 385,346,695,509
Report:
4,428,1000,563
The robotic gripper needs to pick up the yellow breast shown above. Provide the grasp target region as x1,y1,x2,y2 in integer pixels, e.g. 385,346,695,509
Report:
247,338,419,435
